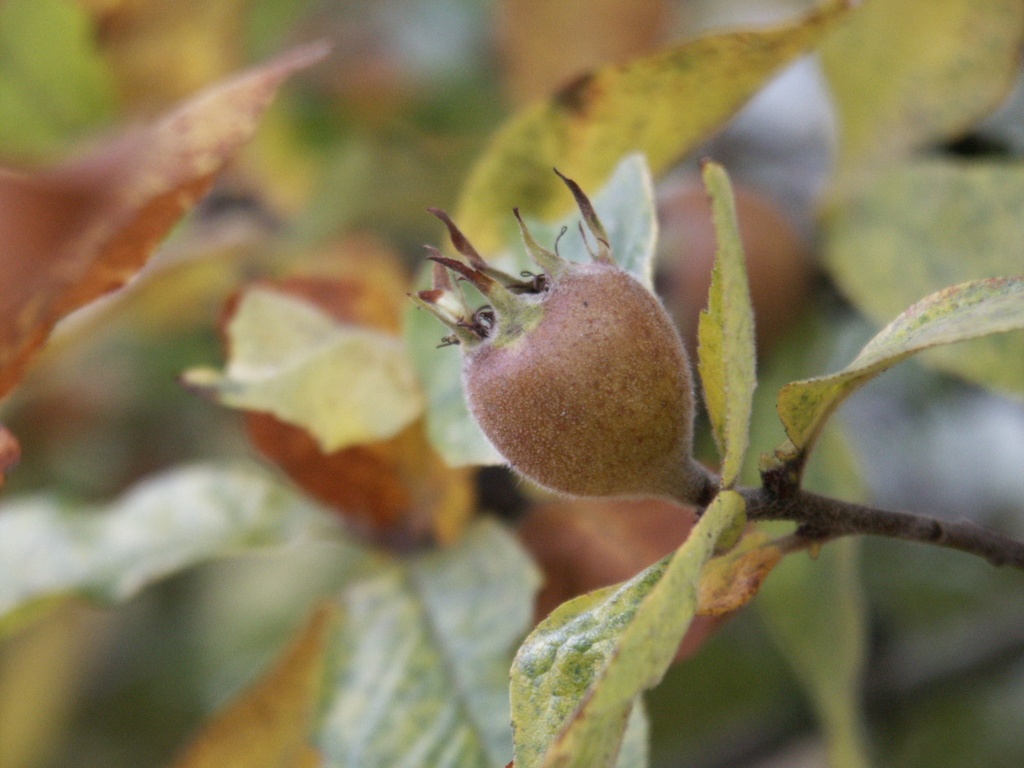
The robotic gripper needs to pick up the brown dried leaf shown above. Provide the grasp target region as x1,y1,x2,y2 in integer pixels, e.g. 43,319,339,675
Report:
0,41,328,401
457,1,849,254
697,530,782,617
220,247,476,546
516,496,724,661
247,413,475,548
172,604,338,768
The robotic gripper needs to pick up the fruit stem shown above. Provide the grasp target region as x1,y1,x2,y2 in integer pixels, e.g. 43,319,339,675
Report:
735,485,1024,570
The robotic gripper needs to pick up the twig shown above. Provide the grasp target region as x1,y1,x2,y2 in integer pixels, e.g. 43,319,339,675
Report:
736,486,1024,569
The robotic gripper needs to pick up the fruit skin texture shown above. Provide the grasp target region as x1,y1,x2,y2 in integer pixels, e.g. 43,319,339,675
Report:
418,172,713,504
463,260,704,503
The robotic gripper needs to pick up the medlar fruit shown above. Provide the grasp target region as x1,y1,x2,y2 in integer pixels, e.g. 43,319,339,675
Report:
416,171,714,505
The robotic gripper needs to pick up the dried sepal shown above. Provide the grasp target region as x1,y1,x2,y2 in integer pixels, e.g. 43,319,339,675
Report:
554,168,613,264
513,207,567,280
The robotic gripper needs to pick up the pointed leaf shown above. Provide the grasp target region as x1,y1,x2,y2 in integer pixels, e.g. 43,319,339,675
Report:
511,490,745,768
821,0,1024,184
316,519,541,767
778,276,1024,457
0,42,328,402
173,605,339,768
824,159,1024,395
0,464,334,638
184,287,424,453
455,1,850,255
407,154,657,467
696,161,757,488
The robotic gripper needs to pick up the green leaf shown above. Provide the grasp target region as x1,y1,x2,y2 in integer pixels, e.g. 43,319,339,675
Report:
406,154,658,467
316,518,541,767
454,0,850,255
824,160,1024,395
510,490,745,768
0,0,116,157
184,287,424,453
759,430,869,767
696,161,757,489
614,704,650,768
821,0,1024,184
777,276,1024,457
760,425,871,768
741,312,872,767
0,464,334,638
758,539,870,768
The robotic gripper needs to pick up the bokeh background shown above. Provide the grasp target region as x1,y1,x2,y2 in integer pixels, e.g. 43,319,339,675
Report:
2,1,1024,766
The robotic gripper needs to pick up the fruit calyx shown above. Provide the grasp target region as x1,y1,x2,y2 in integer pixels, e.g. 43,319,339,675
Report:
413,169,619,351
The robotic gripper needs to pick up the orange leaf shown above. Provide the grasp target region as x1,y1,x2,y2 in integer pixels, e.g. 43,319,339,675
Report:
247,413,475,548
0,41,329,401
215,242,476,547
696,531,783,617
172,604,338,768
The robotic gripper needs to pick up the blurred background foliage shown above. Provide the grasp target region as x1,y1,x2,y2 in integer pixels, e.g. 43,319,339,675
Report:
1,1,1024,767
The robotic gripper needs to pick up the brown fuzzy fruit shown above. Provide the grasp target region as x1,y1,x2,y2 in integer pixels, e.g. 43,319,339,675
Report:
416,172,713,505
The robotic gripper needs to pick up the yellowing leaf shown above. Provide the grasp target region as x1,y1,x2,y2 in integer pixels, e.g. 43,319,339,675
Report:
173,604,339,768
696,530,781,617
696,161,756,489
185,287,424,453
824,159,1024,395
497,0,671,105
510,490,745,768
777,276,1024,462
81,0,248,109
516,496,696,625
821,0,1024,184
0,605,99,768
455,1,849,254
0,42,328,402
